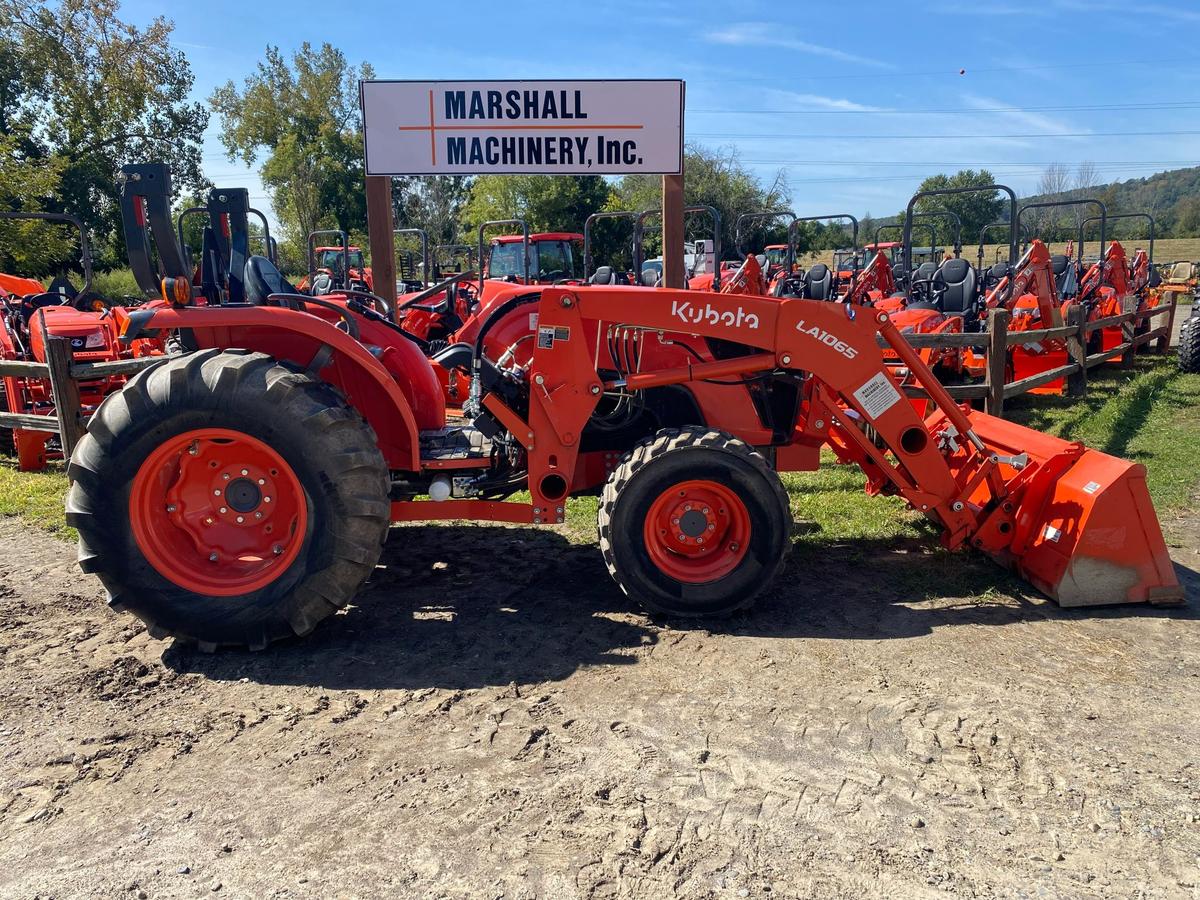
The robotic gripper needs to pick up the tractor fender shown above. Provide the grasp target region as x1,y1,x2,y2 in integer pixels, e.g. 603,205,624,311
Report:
121,305,428,471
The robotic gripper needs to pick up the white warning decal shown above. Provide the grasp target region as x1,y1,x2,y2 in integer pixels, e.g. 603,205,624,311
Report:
853,371,903,420
1082,481,1101,495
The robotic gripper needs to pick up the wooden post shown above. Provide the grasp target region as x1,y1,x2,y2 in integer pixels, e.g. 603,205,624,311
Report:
44,336,84,461
1065,303,1088,397
1158,297,1177,355
1120,296,1137,367
985,308,1009,417
365,175,397,320
661,171,685,289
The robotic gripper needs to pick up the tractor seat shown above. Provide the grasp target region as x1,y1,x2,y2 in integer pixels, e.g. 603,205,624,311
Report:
589,266,619,285
1050,254,1069,277
934,257,977,316
988,261,1010,283
1054,259,1078,298
913,261,938,282
641,269,661,287
755,254,769,270
804,263,832,300
244,255,299,305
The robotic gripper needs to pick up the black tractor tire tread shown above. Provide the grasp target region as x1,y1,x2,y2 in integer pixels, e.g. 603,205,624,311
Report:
65,350,390,649
1179,313,1200,374
598,426,791,617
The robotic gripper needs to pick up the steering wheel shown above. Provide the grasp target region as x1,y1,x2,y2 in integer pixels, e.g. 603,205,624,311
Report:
909,276,946,305
541,269,566,282
19,291,68,322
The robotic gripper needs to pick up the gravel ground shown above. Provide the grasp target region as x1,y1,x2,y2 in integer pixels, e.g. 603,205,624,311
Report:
0,504,1197,899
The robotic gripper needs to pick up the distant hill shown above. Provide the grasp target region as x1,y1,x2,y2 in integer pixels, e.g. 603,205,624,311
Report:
863,165,1200,245
1020,165,1200,240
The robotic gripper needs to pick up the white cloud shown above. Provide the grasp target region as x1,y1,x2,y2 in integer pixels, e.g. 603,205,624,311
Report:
959,93,1089,138
760,88,889,113
704,23,894,69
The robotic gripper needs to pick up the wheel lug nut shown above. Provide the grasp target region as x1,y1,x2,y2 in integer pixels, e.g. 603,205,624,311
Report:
697,537,704,544
264,497,271,503
204,517,213,525
272,545,283,555
219,507,227,514
257,478,265,485
236,515,244,523
255,512,263,519
671,517,679,525
707,524,715,531
166,504,176,512
213,489,221,496
702,507,710,514
223,473,230,480
241,469,248,476
209,552,218,562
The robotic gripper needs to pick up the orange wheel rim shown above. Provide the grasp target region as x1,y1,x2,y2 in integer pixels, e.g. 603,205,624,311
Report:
643,479,751,584
129,428,307,596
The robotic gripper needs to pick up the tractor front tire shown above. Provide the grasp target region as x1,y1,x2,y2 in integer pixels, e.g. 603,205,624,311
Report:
66,349,390,650
598,427,791,617
1180,312,1200,374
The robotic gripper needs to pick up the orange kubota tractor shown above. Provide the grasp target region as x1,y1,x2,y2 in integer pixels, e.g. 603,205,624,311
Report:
62,162,1185,651
0,210,165,469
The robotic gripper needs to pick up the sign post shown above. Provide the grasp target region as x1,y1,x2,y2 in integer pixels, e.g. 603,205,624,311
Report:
360,79,684,284
364,176,397,313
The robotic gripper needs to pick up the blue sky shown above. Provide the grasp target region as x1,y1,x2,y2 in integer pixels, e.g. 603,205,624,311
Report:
124,0,1200,227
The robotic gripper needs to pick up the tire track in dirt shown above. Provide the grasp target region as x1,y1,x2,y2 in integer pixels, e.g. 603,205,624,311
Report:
0,516,1198,898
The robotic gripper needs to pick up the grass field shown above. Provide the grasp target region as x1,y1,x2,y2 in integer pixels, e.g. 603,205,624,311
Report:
5,357,1196,565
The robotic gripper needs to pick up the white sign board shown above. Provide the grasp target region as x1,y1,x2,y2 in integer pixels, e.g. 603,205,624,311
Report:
360,79,684,176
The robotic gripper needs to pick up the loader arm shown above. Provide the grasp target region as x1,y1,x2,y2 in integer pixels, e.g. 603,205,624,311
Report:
844,251,896,306
502,286,1181,607
984,239,1062,327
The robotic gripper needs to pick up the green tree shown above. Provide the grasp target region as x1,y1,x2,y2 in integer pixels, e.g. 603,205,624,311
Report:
613,145,789,264
210,43,373,246
463,175,612,237
0,0,209,270
912,169,1004,244
394,176,472,247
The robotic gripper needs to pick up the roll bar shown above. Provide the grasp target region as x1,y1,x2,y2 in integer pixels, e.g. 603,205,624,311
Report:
583,210,643,281
873,222,936,263
394,228,430,286
904,184,1017,296
477,219,529,294
1017,199,1105,267
248,208,274,262
786,214,859,272
0,211,94,298
633,205,722,290
1081,212,1153,265
977,221,1015,269
912,211,962,258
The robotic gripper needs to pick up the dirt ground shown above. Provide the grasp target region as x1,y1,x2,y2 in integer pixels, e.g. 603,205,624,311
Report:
1,501,1198,899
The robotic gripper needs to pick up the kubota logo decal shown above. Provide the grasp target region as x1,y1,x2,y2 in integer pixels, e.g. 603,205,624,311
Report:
795,319,858,359
671,300,760,329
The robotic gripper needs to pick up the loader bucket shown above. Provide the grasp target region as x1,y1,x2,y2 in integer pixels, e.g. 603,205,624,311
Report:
944,410,1184,608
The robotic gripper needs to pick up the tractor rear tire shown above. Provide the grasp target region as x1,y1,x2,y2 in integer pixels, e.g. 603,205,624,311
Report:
65,349,391,650
598,427,791,617
1180,312,1200,374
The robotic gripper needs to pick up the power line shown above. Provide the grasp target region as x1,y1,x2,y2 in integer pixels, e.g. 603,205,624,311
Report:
687,56,1198,83
694,130,1200,140
690,101,1200,116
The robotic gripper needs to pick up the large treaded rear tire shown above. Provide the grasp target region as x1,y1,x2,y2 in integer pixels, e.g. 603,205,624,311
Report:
65,349,390,650
1180,312,1200,374
598,427,792,617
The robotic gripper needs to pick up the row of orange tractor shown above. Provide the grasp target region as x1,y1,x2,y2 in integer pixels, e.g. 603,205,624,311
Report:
0,163,1193,650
